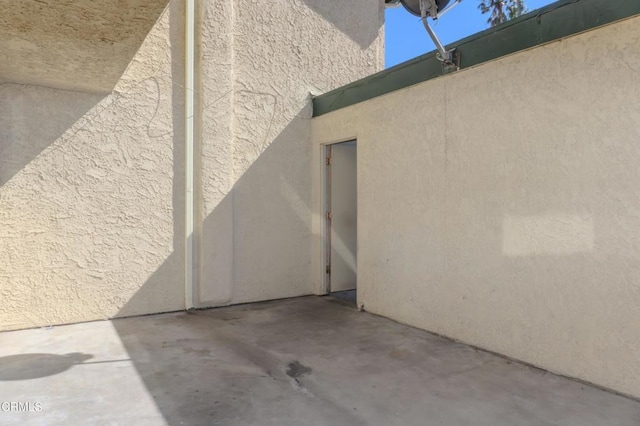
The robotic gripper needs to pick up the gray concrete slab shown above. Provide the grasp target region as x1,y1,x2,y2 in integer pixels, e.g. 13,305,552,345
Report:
0,296,639,426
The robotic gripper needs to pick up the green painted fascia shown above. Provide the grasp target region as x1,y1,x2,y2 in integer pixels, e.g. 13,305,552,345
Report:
313,0,640,117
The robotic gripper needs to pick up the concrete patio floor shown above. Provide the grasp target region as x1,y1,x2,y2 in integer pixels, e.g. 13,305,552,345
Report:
1,296,639,426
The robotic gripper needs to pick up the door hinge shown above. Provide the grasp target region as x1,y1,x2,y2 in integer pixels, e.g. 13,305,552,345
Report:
326,156,332,165
326,211,332,220
326,265,331,274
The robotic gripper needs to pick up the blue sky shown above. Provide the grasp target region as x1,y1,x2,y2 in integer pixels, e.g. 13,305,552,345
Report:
385,0,556,67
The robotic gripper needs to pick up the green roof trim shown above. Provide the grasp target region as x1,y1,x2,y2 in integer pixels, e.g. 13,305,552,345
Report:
313,0,640,117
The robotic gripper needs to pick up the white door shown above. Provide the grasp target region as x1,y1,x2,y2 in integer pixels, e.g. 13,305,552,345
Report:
329,141,357,292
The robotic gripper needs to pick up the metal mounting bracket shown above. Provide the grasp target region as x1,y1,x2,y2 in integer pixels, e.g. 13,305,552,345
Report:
420,0,457,65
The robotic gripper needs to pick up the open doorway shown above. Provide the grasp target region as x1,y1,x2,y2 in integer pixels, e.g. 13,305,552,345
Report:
325,140,357,304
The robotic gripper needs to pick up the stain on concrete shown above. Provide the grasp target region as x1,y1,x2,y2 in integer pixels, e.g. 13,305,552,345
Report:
389,349,409,359
182,347,212,357
286,360,312,379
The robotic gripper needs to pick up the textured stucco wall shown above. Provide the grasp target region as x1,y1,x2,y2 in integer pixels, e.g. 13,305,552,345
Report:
0,2,186,331
0,0,383,330
311,16,640,398
195,0,384,307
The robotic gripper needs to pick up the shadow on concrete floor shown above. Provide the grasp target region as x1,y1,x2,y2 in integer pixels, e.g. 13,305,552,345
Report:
1,296,639,425
0,353,93,381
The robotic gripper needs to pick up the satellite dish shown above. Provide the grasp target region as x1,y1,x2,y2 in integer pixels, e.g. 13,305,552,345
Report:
397,0,461,64
400,0,452,18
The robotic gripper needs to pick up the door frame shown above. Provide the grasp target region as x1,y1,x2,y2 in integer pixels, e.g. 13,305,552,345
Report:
322,138,357,295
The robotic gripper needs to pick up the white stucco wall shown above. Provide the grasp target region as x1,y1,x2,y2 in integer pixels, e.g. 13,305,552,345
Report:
0,0,383,331
311,16,640,398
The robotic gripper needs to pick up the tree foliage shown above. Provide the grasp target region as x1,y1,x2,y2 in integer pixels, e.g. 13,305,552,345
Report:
479,0,527,27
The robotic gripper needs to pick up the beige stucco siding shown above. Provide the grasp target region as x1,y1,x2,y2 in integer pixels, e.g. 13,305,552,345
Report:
0,2,186,330
312,16,640,398
0,0,384,330
196,0,384,307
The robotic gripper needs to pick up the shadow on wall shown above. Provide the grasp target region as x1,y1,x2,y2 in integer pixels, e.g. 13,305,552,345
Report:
0,1,187,331
107,0,188,319
0,71,188,327
0,88,105,187
115,100,314,314
301,0,383,49
0,0,173,186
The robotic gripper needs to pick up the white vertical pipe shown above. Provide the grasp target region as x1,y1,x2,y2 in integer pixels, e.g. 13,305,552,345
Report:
185,0,195,310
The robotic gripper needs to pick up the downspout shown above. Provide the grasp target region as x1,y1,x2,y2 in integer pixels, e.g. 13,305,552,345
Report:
184,0,195,310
